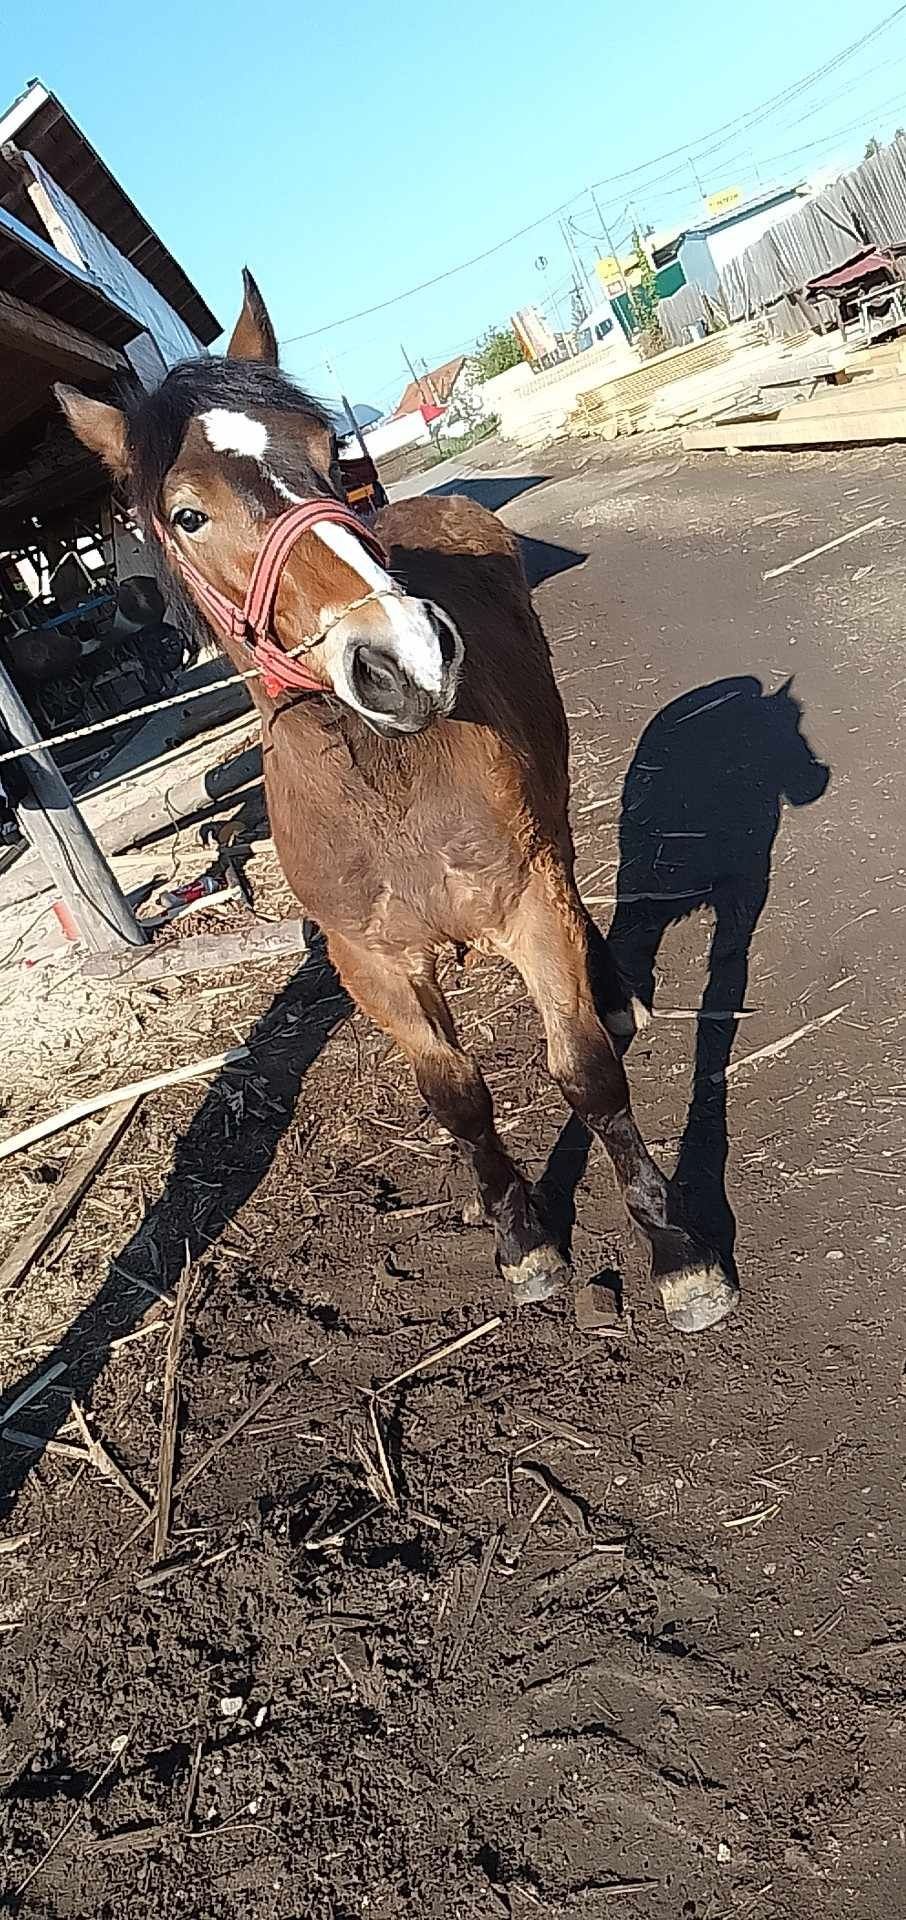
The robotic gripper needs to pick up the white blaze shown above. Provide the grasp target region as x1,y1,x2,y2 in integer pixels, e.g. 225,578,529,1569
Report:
200,408,269,461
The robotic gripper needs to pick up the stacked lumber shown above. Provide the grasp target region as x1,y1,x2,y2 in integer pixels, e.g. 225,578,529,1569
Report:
571,325,761,439
685,340,906,453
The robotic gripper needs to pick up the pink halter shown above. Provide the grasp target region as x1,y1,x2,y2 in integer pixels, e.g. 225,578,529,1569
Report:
153,497,389,697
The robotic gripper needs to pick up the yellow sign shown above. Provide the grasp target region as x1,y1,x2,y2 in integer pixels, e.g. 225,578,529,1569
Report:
595,255,621,284
706,185,742,216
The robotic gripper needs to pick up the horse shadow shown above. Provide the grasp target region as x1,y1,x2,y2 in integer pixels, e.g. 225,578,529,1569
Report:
425,474,587,589
0,948,349,1521
541,675,830,1277
427,475,550,512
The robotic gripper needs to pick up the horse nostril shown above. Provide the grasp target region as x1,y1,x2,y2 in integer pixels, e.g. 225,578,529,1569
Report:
429,611,458,668
438,624,457,668
350,644,404,714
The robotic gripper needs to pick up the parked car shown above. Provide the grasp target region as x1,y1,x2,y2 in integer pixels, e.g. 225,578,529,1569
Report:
575,296,631,354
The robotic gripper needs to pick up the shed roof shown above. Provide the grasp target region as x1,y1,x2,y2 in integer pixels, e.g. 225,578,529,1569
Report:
0,201,137,348
681,185,803,243
807,248,894,294
0,81,220,344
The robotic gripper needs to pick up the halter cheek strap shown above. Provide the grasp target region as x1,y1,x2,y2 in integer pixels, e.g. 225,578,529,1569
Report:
152,498,389,698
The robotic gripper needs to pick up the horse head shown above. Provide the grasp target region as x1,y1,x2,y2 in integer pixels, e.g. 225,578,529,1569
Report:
57,271,463,736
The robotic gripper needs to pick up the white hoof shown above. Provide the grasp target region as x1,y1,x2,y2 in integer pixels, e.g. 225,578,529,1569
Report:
659,1260,739,1334
501,1243,570,1306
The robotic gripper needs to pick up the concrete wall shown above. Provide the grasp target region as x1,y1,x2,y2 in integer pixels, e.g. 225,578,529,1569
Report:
484,340,643,448
363,412,431,459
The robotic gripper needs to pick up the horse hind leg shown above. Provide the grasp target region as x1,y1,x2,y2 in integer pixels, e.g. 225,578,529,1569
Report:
499,875,738,1333
585,914,651,1047
328,934,568,1305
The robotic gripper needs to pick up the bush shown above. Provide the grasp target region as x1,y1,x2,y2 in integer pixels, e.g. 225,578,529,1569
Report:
472,327,523,381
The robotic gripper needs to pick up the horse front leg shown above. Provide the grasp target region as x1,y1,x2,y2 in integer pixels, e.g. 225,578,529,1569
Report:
328,933,568,1304
499,873,739,1333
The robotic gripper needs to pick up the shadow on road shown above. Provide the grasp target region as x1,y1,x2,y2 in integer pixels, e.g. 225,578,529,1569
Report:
540,676,830,1279
518,534,587,590
427,475,550,512
608,675,830,1262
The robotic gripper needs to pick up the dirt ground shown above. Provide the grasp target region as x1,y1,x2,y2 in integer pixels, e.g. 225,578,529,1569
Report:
2,437,906,1918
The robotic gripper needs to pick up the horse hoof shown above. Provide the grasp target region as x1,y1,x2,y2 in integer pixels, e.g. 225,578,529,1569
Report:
502,1243,570,1306
659,1259,739,1334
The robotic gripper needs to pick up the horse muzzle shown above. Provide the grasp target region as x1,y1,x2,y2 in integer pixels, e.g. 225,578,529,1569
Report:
343,607,461,735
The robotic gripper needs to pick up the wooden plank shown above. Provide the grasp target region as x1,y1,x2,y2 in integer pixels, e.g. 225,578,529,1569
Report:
0,285,126,378
81,920,311,983
778,374,906,421
0,1048,249,1163
0,1100,141,1295
684,408,906,452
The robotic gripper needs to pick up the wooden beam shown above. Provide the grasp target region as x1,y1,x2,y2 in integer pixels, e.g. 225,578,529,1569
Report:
82,920,311,983
0,140,85,269
684,408,906,452
0,1100,141,1295
0,285,126,379
0,661,147,953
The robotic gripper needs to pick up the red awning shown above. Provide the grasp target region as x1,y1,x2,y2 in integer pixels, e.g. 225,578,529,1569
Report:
808,249,894,294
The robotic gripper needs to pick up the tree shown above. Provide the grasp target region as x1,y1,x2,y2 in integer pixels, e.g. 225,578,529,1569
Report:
629,228,666,358
472,326,523,381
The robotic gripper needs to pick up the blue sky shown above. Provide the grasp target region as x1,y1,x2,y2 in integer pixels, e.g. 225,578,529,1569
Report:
5,0,906,412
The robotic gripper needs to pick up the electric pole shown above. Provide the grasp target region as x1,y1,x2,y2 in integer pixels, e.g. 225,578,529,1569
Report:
589,189,629,294
400,343,431,410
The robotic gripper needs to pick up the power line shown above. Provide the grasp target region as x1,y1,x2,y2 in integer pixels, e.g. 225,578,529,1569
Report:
566,76,906,249
278,1,906,345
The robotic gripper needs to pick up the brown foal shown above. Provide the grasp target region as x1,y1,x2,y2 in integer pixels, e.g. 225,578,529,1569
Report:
58,272,738,1333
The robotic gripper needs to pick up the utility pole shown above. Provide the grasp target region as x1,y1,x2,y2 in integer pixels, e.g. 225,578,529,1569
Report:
0,662,146,953
418,359,442,408
589,188,631,299
533,255,563,336
341,391,371,463
689,155,707,206
560,219,594,316
400,342,430,410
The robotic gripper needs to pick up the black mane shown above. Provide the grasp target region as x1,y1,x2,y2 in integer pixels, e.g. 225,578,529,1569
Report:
121,356,334,530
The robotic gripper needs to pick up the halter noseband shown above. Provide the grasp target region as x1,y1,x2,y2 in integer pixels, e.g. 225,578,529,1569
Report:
153,497,389,698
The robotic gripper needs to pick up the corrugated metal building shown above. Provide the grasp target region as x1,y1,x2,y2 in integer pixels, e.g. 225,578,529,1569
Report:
677,188,805,301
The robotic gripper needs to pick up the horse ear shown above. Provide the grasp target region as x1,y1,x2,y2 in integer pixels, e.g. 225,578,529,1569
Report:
227,270,278,364
55,386,130,478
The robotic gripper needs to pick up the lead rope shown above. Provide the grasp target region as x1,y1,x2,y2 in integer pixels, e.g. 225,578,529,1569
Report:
0,586,403,769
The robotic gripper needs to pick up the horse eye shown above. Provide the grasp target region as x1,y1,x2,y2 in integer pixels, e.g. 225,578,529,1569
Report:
171,507,208,534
